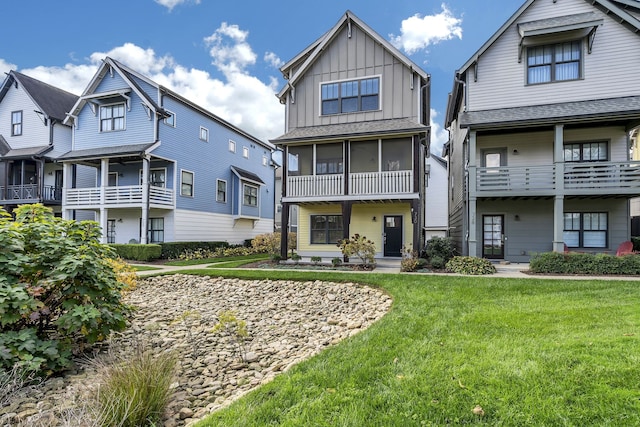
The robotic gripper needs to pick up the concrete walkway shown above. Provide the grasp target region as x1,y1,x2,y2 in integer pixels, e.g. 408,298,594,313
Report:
132,259,640,280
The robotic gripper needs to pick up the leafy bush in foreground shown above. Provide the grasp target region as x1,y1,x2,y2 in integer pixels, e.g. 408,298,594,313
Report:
0,204,129,373
446,256,496,275
423,236,456,267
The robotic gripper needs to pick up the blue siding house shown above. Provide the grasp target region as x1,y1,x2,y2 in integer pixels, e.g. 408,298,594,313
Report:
60,57,275,244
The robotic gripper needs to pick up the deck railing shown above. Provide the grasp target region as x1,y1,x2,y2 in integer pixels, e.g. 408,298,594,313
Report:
286,170,414,198
64,185,174,207
476,165,556,194
0,184,62,202
564,161,640,193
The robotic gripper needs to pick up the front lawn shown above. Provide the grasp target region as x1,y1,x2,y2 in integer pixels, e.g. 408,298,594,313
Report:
183,269,640,426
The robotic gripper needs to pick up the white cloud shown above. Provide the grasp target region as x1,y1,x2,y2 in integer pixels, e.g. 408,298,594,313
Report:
264,52,284,69
154,0,201,12
430,109,449,157
204,23,257,76
13,32,283,143
390,3,463,54
0,59,17,76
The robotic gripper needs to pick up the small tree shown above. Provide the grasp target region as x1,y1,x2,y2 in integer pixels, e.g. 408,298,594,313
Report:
337,234,376,267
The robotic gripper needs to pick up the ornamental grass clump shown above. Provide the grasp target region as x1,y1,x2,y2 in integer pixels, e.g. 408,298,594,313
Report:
93,344,177,427
446,256,496,275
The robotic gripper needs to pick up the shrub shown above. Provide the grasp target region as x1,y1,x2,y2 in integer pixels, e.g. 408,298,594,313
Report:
251,232,297,257
106,258,138,294
331,257,343,267
530,251,640,275
311,256,322,265
424,237,456,266
632,237,640,252
211,311,250,362
291,253,302,264
93,343,176,427
446,256,496,275
400,245,420,272
109,243,162,261
160,241,228,259
337,234,376,266
0,204,129,374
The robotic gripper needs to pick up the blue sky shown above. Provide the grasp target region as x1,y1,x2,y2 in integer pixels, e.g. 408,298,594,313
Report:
0,0,524,153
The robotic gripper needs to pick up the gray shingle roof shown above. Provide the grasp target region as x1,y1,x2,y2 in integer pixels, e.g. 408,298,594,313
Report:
231,166,265,185
271,118,428,144
460,96,640,128
518,12,601,36
12,72,78,122
58,143,157,161
1,145,52,159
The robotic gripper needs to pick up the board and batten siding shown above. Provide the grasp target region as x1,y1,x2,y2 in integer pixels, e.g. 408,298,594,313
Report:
466,0,640,112
173,209,273,244
288,24,421,131
0,83,51,150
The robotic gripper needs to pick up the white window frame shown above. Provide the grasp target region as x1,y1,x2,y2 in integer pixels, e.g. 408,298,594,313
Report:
180,169,194,197
243,183,258,207
216,179,227,203
163,110,176,127
11,110,22,136
229,140,236,153
262,155,268,166
99,102,126,132
199,126,209,142
243,146,249,159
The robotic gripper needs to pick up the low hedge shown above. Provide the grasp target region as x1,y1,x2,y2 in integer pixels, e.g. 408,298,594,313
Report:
159,241,229,259
445,256,496,275
109,244,162,262
530,251,640,275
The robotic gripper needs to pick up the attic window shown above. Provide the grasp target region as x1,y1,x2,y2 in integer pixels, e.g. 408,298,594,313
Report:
321,77,380,115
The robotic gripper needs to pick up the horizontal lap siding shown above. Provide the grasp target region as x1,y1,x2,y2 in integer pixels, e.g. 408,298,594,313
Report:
174,209,273,244
468,0,640,112
0,85,50,149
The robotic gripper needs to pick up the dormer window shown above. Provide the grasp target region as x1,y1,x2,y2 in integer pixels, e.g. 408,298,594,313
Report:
321,77,380,115
527,41,581,84
100,103,125,132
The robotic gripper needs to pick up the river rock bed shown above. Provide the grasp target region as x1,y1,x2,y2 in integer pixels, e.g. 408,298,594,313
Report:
3,274,392,426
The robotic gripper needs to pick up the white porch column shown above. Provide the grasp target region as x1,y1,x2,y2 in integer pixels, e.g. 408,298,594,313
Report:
140,156,150,244
100,158,109,204
468,130,478,257
99,208,108,244
553,124,565,252
61,163,71,220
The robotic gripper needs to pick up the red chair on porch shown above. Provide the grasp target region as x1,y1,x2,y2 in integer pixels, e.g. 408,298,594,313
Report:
616,241,634,256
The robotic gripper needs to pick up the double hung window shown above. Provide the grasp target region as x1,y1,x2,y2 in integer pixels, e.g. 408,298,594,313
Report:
321,77,379,115
243,184,258,207
11,111,22,136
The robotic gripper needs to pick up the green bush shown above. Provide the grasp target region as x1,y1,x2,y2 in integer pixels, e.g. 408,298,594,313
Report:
423,236,456,266
337,234,376,266
632,237,640,252
0,204,129,374
160,241,229,259
445,256,496,275
109,243,162,261
311,256,322,265
530,251,640,275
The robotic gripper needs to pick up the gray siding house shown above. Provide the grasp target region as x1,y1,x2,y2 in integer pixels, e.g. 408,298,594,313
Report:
271,10,430,259
60,57,275,244
445,0,640,261
0,71,77,213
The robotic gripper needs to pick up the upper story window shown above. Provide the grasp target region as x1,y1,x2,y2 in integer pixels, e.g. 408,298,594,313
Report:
100,103,125,132
181,170,194,197
564,142,607,162
11,111,22,136
140,168,167,187
262,155,268,167
163,111,175,127
321,77,380,115
229,140,236,153
527,41,581,84
243,146,249,158
243,183,258,207
199,126,209,142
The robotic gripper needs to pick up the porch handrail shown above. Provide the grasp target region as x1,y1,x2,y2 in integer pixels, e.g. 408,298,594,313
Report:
350,170,413,195
476,165,556,193
564,161,640,190
64,185,174,206
287,174,344,197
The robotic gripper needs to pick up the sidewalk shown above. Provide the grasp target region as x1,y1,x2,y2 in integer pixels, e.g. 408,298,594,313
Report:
132,259,640,280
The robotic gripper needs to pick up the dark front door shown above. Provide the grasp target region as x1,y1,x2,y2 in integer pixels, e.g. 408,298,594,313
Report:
384,215,403,257
483,215,504,259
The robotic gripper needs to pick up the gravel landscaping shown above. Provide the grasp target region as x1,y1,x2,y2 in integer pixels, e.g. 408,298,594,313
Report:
3,274,392,426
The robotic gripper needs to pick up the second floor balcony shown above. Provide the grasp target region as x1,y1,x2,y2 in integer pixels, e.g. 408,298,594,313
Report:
0,184,62,205
64,185,174,209
475,161,640,197
286,170,414,200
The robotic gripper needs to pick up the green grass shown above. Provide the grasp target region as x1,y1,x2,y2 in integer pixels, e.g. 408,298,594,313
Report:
163,253,269,266
175,269,640,426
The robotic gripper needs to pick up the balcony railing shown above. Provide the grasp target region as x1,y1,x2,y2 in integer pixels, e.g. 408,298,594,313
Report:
64,185,174,207
286,170,414,198
0,184,62,203
475,161,640,196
